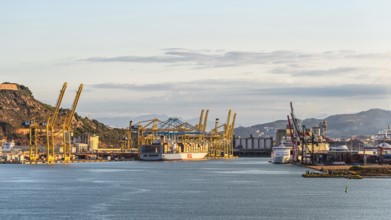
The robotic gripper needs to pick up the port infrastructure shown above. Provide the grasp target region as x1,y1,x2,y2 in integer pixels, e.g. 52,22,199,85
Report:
120,121,133,152
287,102,329,164
134,109,237,159
26,82,83,164
62,84,83,163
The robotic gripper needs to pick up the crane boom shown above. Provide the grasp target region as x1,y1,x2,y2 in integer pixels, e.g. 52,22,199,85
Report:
63,84,83,163
198,110,204,130
229,113,236,138
202,110,209,132
287,115,296,162
49,82,67,127
64,84,83,128
224,110,232,138
46,82,67,164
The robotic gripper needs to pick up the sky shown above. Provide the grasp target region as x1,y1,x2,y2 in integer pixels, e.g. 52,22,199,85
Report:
2,0,391,127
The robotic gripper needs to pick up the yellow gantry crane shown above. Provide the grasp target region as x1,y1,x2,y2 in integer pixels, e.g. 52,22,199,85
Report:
28,119,41,164
46,82,67,164
227,112,236,157
121,121,133,152
62,84,83,163
133,109,236,159
197,109,209,132
137,118,160,148
207,109,237,158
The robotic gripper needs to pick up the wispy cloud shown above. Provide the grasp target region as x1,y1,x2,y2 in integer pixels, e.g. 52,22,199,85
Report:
82,49,391,69
270,67,358,76
269,66,391,78
82,49,315,68
92,82,175,91
89,80,391,98
247,84,389,97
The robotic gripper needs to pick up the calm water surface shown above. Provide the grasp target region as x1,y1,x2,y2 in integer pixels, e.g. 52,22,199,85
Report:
0,158,390,219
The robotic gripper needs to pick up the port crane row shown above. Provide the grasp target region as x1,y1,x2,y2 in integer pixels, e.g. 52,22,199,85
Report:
25,82,83,164
135,109,237,159
24,82,237,164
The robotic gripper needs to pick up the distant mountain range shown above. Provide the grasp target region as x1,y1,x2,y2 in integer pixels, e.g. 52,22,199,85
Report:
99,108,391,138
234,108,391,138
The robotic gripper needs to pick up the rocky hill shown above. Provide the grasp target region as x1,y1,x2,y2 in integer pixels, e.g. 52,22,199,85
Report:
324,109,391,137
234,109,391,138
0,83,125,146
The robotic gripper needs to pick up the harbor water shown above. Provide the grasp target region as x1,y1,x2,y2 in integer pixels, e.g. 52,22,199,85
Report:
0,158,390,219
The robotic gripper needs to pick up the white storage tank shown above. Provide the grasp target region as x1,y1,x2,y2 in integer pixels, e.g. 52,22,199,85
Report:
259,138,265,149
235,138,242,148
246,138,253,149
253,138,260,149
265,138,273,149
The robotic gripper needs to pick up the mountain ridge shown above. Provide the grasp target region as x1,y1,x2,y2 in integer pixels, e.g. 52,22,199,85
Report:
234,108,391,138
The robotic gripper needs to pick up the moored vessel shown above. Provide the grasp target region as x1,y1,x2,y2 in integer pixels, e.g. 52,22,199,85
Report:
271,143,291,164
139,140,208,161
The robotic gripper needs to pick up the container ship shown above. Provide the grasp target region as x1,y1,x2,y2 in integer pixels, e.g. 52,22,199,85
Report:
139,140,208,161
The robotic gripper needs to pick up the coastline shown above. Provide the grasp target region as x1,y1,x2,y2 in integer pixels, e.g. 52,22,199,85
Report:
302,164,391,179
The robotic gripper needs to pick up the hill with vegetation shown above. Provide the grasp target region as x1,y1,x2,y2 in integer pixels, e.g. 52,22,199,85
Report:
0,83,125,146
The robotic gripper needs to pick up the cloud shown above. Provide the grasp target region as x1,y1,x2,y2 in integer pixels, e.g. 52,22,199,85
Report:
270,66,391,78
246,84,389,97
89,79,263,92
92,82,174,91
89,80,391,98
82,49,391,70
347,52,391,59
270,67,359,76
82,49,315,68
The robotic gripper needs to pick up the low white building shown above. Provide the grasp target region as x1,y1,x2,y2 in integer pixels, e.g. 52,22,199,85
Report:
75,143,89,152
2,142,15,152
